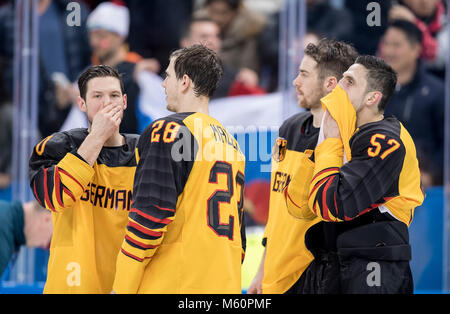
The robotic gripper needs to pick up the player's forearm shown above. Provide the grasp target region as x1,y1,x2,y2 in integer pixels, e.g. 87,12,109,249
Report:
77,133,105,167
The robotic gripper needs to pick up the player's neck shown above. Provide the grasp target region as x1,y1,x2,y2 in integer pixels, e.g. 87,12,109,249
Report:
177,94,210,115
311,106,324,128
356,109,384,128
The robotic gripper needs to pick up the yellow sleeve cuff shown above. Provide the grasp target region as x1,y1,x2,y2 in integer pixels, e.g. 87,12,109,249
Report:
113,251,146,294
314,138,344,175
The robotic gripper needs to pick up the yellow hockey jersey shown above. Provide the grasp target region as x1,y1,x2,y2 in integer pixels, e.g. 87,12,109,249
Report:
262,112,321,294
113,112,246,294
29,129,139,294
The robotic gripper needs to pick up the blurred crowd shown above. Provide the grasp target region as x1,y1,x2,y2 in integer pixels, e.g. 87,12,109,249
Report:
0,0,447,195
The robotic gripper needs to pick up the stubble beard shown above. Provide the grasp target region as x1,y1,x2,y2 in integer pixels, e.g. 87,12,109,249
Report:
298,89,326,111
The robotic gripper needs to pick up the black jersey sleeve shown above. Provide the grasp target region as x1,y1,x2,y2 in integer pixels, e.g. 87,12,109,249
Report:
308,126,406,222
120,116,198,264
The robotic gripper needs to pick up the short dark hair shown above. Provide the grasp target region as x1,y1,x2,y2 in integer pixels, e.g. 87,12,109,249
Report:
170,44,224,98
77,65,124,100
205,0,242,10
304,39,359,81
355,55,397,112
387,19,423,46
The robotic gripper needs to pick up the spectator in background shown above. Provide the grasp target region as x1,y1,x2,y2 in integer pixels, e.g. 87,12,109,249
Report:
180,17,266,98
196,0,266,77
257,3,322,94
389,0,448,79
38,0,91,83
124,0,194,74
0,0,91,137
256,10,279,93
307,0,354,42
380,19,445,188
87,1,142,134
38,0,92,132
0,200,52,277
345,0,393,55
258,0,345,93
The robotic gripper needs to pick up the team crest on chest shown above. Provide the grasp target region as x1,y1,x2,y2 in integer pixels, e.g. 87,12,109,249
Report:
273,137,287,162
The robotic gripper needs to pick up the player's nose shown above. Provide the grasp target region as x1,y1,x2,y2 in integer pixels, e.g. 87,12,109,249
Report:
292,75,301,88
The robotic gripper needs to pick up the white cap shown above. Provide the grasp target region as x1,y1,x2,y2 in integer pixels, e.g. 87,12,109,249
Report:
87,2,130,38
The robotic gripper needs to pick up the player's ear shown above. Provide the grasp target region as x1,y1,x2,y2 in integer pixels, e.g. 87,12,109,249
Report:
123,94,128,111
180,74,191,93
323,76,337,93
366,91,382,109
77,96,87,113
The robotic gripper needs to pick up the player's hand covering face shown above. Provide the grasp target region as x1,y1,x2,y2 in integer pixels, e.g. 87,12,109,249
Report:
82,76,127,126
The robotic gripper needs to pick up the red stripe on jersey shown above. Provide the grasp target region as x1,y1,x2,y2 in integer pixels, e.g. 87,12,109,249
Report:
43,169,56,212
121,248,149,263
54,167,64,208
57,167,84,191
311,167,339,183
63,187,76,202
344,202,383,221
312,202,318,215
153,204,175,213
130,208,173,225
321,176,336,222
126,235,160,250
334,192,339,218
128,221,163,237
284,187,304,211
309,176,331,199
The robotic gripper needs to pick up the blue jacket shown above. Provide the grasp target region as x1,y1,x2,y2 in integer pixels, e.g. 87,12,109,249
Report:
385,62,445,185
